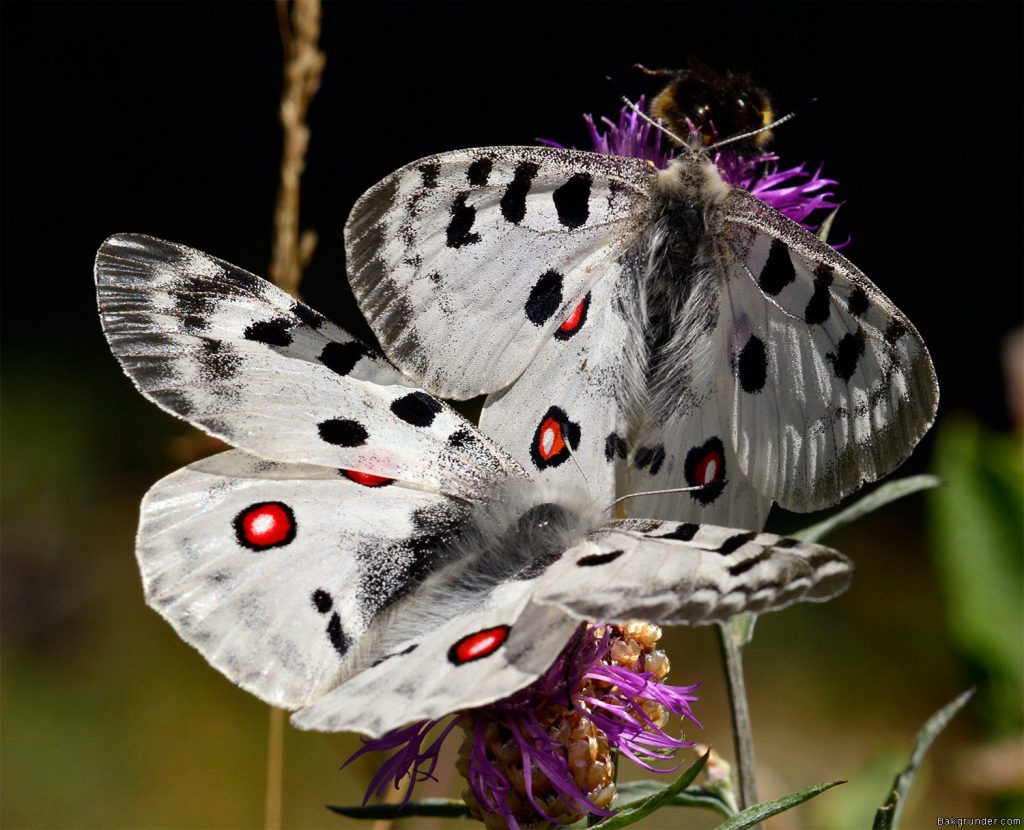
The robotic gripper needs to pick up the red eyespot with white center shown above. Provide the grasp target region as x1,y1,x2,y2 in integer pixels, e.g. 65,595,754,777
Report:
341,469,394,488
537,417,565,461
696,449,722,485
684,437,727,505
554,293,590,341
233,502,296,550
529,406,580,470
448,625,511,665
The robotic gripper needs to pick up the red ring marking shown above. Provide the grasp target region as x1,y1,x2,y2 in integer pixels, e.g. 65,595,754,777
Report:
559,299,585,332
449,625,511,665
537,417,565,460
342,469,394,487
236,502,295,550
696,450,723,485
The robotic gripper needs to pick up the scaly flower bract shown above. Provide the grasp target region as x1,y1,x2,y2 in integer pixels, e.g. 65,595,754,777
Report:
345,623,699,829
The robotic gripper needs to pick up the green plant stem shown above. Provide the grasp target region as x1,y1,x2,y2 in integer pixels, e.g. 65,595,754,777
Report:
717,617,758,813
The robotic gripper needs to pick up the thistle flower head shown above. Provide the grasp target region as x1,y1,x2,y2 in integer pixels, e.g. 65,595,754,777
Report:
346,622,699,829
543,100,842,235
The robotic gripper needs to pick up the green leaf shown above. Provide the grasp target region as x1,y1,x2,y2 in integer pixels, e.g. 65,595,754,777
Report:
815,204,843,244
327,797,472,820
793,475,943,543
587,751,709,829
928,417,1024,732
615,780,733,817
712,781,845,829
873,688,974,830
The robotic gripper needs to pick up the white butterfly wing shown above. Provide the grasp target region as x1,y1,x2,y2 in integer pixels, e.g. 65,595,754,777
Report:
623,404,772,527
533,521,852,624
139,450,465,708
291,591,578,737
345,146,656,399
479,270,631,505
714,188,939,511
96,233,521,497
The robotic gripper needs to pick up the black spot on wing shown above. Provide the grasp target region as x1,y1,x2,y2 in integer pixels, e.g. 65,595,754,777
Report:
847,285,870,317
447,428,476,448
391,391,443,427
318,418,369,447
759,239,795,296
446,192,480,248
467,157,492,186
727,548,772,576
319,340,371,376
419,163,440,188
827,327,866,381
577,549,624,567
312,589,333,614
500,161,540,224
805,265,833,325
244,317,294,347
716,532,759,556
525,270,563,325
633,445,666,475
552,172,592,228
884,317,909,344
326,613,349,656
604,432,627,462
196,340,241,381
291,303,325,330
737,335,767,393
656,523,699,542
170,283,216,332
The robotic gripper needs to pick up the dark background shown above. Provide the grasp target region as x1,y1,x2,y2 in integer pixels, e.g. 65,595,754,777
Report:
3,3,1021,829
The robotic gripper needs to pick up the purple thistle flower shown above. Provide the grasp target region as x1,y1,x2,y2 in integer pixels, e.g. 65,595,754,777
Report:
345,623,700,829
543,100,843,237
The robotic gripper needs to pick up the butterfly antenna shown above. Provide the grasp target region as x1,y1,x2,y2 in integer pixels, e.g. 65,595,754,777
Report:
604,484,722,515
705,98,817,153
619,94,692,152
563,435,594,502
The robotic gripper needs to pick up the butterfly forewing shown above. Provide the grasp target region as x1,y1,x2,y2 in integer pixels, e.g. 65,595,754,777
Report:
713,188,939,510
96,233,522,497
345,146,656,400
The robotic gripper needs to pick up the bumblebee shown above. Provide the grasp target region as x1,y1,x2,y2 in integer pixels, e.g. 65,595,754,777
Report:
638,57,774,151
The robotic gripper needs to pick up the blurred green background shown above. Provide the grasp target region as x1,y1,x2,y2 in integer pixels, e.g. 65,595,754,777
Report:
3,2,1021,828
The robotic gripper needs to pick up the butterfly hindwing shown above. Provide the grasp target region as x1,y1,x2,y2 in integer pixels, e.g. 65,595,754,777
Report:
291,595,578,737
96,233,522,497
138,450,467,708
623,404,772,527
480,270,632,506
345,146,656,400
532,521,853,624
